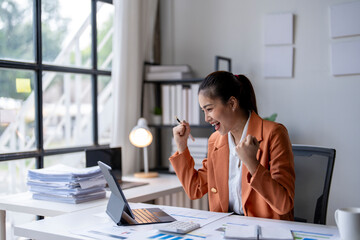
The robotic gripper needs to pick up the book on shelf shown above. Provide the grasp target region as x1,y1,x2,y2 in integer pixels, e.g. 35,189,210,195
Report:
145,71,193,81
146,64,191,73
145,64,193,81
191,84,200,125
161,85,171,125
161,83,201,125
170,85,177,125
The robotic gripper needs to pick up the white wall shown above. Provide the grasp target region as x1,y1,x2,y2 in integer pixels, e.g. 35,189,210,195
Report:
160,0,360,225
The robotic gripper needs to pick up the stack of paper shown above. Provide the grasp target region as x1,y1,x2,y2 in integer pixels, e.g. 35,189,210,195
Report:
27,164,107,204
145,64,192,81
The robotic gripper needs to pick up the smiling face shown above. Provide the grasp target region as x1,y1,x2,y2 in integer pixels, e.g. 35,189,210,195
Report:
198,90,237,135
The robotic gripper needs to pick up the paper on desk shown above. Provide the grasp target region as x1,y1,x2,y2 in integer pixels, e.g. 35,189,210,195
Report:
260,226,293,240
29,185,106,196
72,222,160,240
201,215,339,240
28,164,103,181
27,175,106,190
225,225,258,239
32,190,106,204
130,202,232,227
83,203,231,240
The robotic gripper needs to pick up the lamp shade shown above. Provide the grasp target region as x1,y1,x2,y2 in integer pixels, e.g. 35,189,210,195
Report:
129,118,153,148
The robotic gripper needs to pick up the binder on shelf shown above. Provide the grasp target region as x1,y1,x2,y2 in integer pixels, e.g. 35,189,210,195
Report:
145,71,193,81
170,85,177,125
161,83,201,125
146,64,191,73
145,64,193,81
161,85,171,125
175,85,182,124
191,84,200,125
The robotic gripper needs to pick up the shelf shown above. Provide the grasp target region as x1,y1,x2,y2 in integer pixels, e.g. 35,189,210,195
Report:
141,63,213,170
144,78,204,84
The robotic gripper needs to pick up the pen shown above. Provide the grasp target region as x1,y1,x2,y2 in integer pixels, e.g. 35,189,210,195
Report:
256,225,260,240
175,116,195,142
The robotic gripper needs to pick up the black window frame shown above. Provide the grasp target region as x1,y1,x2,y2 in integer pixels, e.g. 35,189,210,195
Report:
0,0,113,168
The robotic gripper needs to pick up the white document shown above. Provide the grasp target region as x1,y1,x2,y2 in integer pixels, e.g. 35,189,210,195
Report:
264,46,293,78
260,226,293,240
225,225,258,239
330,1,360,38
28,164,103,181
264,13,293,45
331,40,360,75
224,224,292,239
72,222,157,240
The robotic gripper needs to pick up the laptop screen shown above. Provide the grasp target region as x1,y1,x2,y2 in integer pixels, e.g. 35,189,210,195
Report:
98,161,176,225
98,161,135,223
86,147,122,176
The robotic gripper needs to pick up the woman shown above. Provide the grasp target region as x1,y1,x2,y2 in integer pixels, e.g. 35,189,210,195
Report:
169,71,295,220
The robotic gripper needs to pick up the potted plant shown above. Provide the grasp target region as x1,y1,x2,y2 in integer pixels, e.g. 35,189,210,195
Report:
151,106,162,125
263,113,278,122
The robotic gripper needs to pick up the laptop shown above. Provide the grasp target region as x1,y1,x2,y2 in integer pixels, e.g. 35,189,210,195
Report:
86,147,147,189
98,161,176,225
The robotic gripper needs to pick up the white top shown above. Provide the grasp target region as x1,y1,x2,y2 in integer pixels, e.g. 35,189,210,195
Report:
228,112,251,214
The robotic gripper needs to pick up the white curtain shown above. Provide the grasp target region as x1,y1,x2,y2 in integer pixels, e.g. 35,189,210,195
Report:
111,0,158,175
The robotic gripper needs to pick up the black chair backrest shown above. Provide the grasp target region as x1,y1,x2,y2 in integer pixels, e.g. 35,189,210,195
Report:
292,144,336,225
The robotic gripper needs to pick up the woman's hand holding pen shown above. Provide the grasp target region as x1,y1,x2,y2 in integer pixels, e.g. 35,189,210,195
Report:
235,135,260,175
173,119,191,153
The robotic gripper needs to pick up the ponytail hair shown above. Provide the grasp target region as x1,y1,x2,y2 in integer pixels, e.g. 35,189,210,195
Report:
199,71,258,114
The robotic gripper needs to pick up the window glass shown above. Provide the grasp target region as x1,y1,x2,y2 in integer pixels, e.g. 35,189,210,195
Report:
0,0,34,62
0,158,34,195
44,152,86,168
0,158,36,239
0,68,35,153
42,72,92,149
98,75,112,144
97,2,114,70
42,0,91,68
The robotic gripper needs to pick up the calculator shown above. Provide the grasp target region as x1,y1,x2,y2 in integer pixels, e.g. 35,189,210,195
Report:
154,221,201,234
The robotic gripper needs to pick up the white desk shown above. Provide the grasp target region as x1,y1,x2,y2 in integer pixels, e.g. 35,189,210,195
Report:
0,174,182,240
13,203,340,240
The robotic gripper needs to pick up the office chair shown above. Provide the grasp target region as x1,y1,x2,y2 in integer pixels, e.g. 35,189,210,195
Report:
292,144,336,225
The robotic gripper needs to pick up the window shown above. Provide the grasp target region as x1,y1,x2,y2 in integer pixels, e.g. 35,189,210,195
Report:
0,0,114,196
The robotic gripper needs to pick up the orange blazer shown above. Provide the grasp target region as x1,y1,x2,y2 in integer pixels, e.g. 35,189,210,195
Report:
169,111,295,221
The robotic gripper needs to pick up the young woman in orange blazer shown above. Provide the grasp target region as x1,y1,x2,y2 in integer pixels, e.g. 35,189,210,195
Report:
170,71,295,220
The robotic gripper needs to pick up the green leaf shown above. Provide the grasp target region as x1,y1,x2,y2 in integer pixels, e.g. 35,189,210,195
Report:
263,113,278,122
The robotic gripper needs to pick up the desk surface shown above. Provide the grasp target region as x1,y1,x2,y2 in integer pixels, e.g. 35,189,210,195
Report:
0,174,182,216
14,203,340,240
0,174,182,240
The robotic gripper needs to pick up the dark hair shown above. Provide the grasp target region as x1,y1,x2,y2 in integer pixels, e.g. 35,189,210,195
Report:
198,71,258,114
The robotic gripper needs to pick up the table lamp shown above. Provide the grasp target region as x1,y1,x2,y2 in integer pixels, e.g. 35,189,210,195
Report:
129,118,158,178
